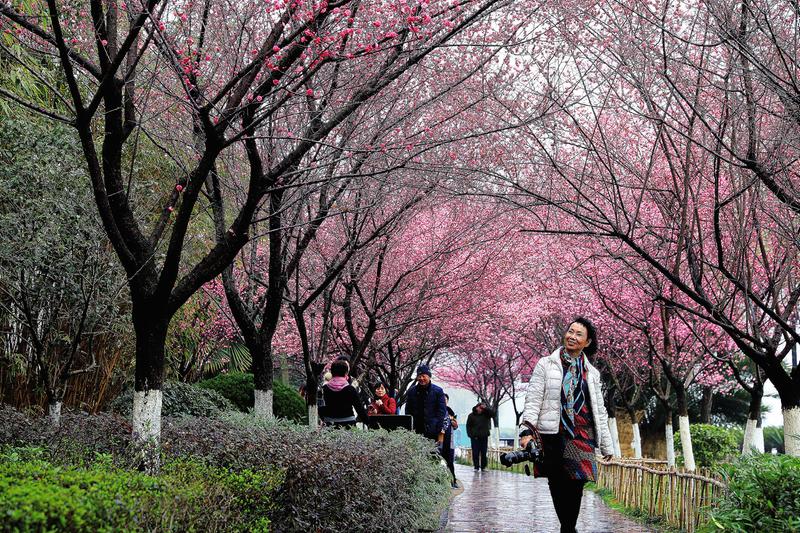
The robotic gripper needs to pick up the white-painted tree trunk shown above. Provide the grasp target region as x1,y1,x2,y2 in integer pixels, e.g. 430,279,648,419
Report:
754,425,765,453
632,423,642,459
253,389,274,419
742,418,765,455
133,390,162,472
783,406,800,457
678,415,695,471
665,422,675,467
608,418,622,458
48,401,62,427
308,404,319,428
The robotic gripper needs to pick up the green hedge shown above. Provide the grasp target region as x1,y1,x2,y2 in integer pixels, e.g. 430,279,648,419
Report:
674,424,740,468
198,373,255,411
198,374,306,422
108,381,235,418
0,406,451,532
701,454,800,532
0,447,281,532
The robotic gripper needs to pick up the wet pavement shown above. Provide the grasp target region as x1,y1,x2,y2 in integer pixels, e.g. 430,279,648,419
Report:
444,464,656,533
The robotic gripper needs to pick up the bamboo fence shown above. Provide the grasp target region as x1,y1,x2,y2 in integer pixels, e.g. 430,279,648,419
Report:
457,448,726,533
596,459,726,533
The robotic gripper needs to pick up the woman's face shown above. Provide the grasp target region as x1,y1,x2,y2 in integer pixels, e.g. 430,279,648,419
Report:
563,322,591,354
375,385,386,397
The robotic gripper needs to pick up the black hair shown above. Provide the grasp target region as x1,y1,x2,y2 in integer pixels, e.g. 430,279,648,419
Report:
331,360,349,377
444,393,450,400
567,316,598,356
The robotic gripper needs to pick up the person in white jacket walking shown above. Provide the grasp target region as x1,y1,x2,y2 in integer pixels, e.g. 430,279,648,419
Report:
519,317,614,533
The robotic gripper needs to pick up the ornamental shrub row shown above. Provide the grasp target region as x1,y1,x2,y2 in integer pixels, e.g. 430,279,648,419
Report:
0,447,281,532
108,377,306,422
701,454,800,533
674,424,740,468
197,373,307,423
0,405,451,532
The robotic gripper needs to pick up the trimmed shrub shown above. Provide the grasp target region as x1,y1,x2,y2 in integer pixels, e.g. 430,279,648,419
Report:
198,374,307,422
0,405,451,532
163,413,449,531
701,454,800,532
198,372,255,411
0,406,131,466
0,447,281,532
272,380,306,423
674,424,739,467
108,381,235,418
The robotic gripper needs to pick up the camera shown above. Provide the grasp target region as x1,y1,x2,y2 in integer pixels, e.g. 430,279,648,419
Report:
500,439,543,468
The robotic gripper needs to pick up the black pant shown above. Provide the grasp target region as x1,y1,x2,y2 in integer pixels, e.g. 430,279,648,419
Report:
547,476,586,533
471,436,488,469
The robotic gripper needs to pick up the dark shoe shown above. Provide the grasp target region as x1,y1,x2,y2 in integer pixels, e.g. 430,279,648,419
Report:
481,468,487,472
473,467,479,471
451,480,458,488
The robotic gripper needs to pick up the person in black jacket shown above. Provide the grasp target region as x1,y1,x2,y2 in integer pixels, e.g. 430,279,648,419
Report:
405,365,448,445
321,360,367,427
466,403,495,471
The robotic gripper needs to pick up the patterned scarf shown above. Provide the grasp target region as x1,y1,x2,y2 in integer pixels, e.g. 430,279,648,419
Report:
560,348,586,438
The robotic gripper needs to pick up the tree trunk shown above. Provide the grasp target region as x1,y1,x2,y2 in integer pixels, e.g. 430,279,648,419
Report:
308,404,319,428
678,415,695,471
631,422,643,459
675,387,696,471
627,407,642,459
742,386,764,455
664,405,675,467
665,421,676,468
48,400,62,427
700,386,713,423
608,414,622,458
131,310,169,472
252,337,275,419
784,406,800,457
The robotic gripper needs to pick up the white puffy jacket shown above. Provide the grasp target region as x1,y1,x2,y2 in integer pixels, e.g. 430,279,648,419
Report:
521,348,614,456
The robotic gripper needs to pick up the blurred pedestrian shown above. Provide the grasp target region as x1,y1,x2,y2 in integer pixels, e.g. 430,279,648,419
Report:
466,403,494,471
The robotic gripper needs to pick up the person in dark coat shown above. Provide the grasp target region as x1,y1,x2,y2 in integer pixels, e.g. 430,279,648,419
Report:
321,360,368,427
443,394,458,488
466,402,495,471
405,364,447,445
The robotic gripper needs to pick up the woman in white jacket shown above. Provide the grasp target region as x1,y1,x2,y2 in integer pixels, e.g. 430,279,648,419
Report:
519,317,614,533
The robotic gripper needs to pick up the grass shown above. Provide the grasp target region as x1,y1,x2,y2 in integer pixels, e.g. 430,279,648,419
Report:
585,482,683,533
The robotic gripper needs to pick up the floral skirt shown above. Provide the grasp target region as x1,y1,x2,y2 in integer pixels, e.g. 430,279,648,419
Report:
534,411,597,481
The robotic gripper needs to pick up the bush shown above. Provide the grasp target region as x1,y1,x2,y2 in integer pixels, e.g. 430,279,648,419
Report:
674,424,739,467
0,406,132,466
108,381,235,418
701,454,800,532
0,405,450,532
0,447,281,532
272,380,306,423
198,372,254,411
163,413,449,531
198,374,307,422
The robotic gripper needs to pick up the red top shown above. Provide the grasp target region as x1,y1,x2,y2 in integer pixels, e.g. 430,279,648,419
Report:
368,394,397,415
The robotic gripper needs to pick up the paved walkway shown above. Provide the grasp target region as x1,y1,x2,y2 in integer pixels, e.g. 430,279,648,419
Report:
444,464,656,533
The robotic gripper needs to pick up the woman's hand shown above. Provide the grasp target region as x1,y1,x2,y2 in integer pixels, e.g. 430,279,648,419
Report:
519,435,532,449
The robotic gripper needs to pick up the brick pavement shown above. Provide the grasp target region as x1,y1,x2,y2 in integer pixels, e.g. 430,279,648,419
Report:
443,463,656,533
